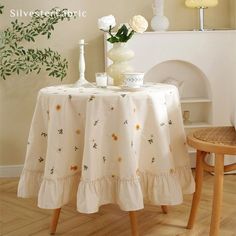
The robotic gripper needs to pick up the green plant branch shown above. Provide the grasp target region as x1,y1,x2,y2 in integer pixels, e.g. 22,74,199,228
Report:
0,7,75,80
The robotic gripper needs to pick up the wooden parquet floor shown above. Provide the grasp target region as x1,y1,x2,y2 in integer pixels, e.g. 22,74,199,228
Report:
0,173,236,236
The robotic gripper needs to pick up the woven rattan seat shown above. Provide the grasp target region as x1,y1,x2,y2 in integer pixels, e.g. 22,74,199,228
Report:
193,127,236,146
186,127,236,236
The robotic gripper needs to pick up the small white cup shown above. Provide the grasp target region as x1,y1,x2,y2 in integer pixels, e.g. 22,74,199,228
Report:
95,73,108,88
122,72,144,88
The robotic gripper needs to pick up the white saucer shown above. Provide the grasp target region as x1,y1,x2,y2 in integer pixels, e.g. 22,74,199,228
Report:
120,86,144,91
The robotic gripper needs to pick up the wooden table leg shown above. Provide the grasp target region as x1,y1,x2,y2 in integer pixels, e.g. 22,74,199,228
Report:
50,208,61,235
129,211,139,236
209,154,224,236
187,150,206,229
161,205,168,214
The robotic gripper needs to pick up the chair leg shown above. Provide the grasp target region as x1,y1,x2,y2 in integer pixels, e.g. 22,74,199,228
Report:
129,211,139,236
161,205,168,214
187,150,206,229
50,208,61,235
209,154,224,236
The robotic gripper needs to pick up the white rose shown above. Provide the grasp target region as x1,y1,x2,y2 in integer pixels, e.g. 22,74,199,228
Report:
98,15,116,31
129,15,148,33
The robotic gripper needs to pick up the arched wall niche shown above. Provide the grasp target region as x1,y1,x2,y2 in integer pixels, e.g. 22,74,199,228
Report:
144,60,211,99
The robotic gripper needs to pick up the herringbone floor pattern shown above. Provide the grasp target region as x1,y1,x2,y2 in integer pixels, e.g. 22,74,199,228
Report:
0,173,236,236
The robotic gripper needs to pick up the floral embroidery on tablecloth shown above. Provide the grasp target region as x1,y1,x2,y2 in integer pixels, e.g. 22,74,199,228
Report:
38,157,44,163
112,133,118,141
56,104,61,111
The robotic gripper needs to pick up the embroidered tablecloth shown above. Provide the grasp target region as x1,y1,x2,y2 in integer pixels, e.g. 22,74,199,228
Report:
18,83,195,213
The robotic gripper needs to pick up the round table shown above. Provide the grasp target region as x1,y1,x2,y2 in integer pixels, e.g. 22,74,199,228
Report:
18,83,195,214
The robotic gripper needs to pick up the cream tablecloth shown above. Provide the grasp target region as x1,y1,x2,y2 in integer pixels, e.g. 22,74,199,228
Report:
18,83,195,213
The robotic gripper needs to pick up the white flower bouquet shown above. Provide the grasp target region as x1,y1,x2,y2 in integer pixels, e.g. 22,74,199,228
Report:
98,15,148,43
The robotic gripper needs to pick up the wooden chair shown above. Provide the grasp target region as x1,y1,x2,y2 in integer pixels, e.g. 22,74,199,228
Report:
50,203,168,235
186,127,236,236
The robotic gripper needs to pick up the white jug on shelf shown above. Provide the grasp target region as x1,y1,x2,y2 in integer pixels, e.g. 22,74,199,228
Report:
151,0,169,31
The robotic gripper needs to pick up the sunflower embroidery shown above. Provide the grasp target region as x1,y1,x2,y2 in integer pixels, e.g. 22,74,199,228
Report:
58,148,62,152
56,104,61,111
112,133,118,141
70,165,78,171
135,124,141,130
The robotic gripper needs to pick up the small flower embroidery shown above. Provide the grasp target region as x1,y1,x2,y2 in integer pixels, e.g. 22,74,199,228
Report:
27,141,30,145
56,105,61,111
168,120,173,125
112,133,118,141
70,165,78,171
84,165,88,171
50,168,54,174
76,129,81,135
103,156,107,163
93,143,98,149
41,132,47,137
151,157,155,163
58,148,62,152
38,157,44,163
121,94,126,98
118,157,122,163
94,120,99,126
135,124,141,130
112,174,115,178
68,95,72,100
124,120,128,125
148,139,153,144
58,129,63,134
88,95,95,102
131,141,134,147
74,146,79,151
110,107,114,111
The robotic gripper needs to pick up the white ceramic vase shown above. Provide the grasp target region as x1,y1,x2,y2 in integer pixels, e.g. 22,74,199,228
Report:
151,0,169,31
107,43,134,86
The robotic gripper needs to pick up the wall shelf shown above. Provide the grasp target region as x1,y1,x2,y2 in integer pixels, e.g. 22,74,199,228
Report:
181,97,212,104
184,122,212,129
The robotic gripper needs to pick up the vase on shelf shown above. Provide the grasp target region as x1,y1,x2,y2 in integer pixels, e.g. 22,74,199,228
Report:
151,0,169,31
107,42,135,86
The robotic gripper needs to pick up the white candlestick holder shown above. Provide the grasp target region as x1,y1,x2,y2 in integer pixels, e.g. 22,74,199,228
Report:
74,39,91,87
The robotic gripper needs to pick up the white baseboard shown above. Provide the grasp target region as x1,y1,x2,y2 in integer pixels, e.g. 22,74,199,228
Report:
0,165,23,178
